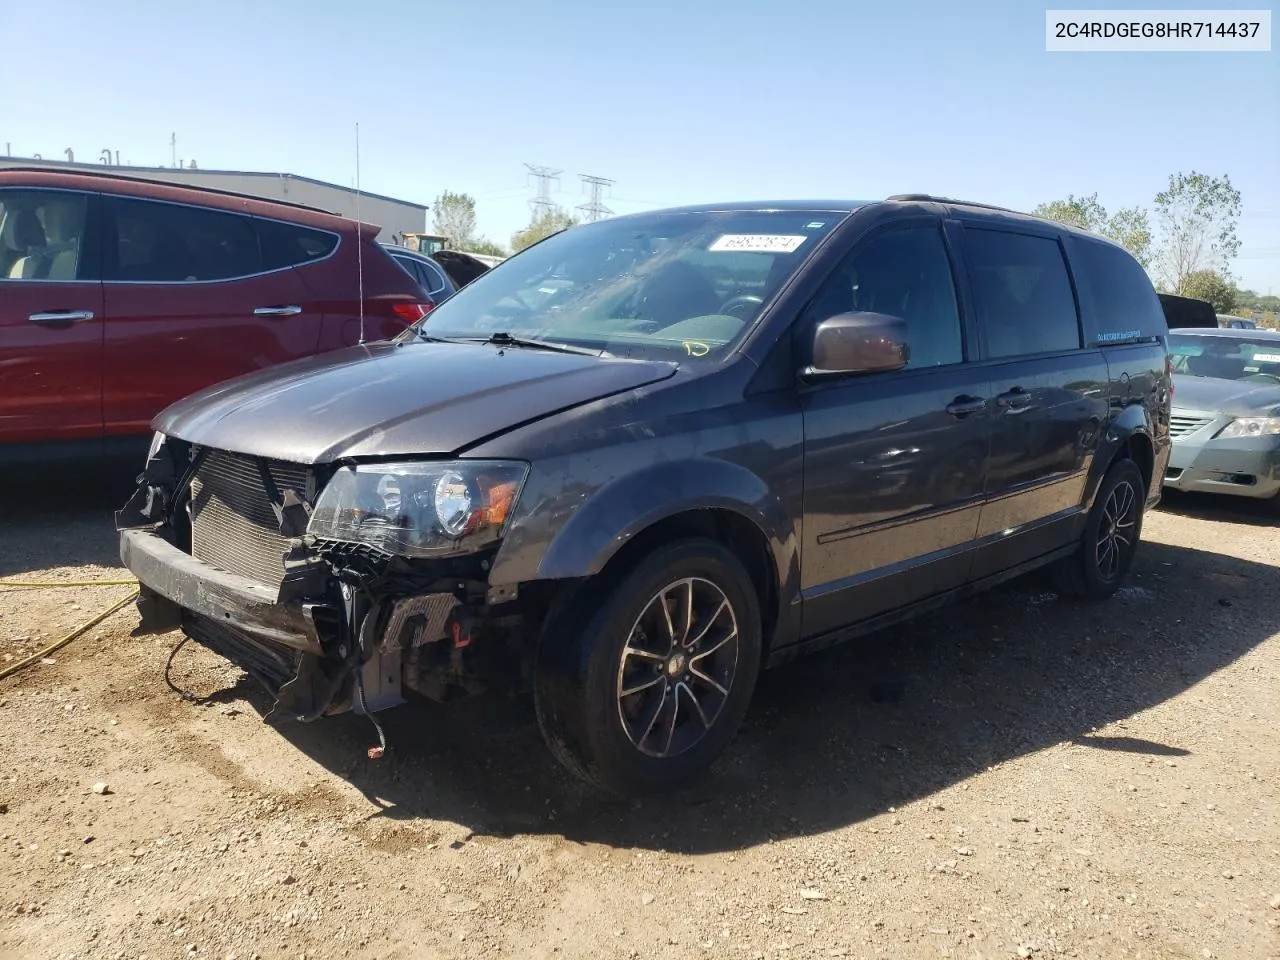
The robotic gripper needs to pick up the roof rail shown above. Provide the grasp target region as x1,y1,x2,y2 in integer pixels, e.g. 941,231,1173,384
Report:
0,165,338,217
886,193,1020,214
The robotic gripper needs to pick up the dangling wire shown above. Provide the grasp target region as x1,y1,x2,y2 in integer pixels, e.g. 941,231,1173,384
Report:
346,581,387,759
353,667,387,760
163,635,202,703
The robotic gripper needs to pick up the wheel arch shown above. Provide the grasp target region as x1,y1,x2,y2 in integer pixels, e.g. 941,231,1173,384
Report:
492,457,796,654
1084,405,1157,513
590,507,782,655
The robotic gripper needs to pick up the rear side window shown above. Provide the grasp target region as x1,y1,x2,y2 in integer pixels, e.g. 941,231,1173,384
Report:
257,218,339,271
965,228,1081,358
0,189,91,281
419,259,449,296
1072,238,1166,343
107,197,259,282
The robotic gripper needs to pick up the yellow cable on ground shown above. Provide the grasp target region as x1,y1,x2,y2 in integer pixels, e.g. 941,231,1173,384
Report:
0,588,139,682
0,579,138,589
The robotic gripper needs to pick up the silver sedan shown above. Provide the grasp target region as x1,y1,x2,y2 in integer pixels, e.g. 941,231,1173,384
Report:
1163,327,1280,507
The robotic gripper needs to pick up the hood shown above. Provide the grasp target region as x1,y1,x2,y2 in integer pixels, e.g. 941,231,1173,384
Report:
1172,374,1280,417
155,341,678,464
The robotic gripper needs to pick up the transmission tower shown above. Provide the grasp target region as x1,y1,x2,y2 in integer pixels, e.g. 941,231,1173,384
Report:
524,163,562,218
576,174,615,222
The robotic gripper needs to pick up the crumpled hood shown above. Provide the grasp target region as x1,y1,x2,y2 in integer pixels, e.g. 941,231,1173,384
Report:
1172,375,1280,418
154,340,678,464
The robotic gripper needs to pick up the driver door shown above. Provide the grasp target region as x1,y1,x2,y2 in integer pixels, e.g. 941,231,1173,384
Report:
799,219,993,638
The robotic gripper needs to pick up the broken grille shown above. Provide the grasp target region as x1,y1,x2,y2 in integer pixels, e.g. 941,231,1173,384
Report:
189,450,313,589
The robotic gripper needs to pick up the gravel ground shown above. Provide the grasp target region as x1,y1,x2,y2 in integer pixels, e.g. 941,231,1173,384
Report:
1,474,1277,960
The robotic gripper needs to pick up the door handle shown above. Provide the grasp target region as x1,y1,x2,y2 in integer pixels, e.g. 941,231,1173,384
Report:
29,310,94,324
253,305,302,317
945,395,987,418
996,387,1032,410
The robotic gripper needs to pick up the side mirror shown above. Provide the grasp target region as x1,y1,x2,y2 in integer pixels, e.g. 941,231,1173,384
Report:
803,311,910,379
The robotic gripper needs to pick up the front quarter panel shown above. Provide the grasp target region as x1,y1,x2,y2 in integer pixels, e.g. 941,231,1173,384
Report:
475,370,804,637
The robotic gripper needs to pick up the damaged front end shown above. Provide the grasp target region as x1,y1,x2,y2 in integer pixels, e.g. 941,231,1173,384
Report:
116,433,537,736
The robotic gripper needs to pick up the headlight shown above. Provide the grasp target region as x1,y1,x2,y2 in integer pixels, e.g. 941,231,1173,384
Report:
1216,417,1280,439
306,460,528,558
147,431,166,460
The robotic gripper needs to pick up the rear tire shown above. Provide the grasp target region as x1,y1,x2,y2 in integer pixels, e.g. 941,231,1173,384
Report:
534,538,762,796
1055,458,1146,600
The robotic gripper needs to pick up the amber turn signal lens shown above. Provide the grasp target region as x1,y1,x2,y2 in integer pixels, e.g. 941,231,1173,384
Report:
480,479,519,528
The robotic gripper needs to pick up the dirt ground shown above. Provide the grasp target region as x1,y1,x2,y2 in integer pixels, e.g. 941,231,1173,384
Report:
1,474,1277,960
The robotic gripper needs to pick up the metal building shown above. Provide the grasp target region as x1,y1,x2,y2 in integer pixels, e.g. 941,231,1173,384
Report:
0,156,428,244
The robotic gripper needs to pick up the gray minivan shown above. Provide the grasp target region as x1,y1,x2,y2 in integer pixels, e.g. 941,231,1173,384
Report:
117,195,1172,795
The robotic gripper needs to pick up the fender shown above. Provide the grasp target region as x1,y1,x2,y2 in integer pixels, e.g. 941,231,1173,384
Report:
1083,401,1160,515
488,456,799,592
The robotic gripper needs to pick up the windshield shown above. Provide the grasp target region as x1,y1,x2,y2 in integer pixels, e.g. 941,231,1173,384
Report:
410,209,848,360
1169,333,1280,383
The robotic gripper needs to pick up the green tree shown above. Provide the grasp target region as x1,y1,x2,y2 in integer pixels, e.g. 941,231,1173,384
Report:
1179,270,1238,314
461,237,507,258
1031,193,1152,267
1235,288,1280,315
511,207,577,252
1153,171,1242,293
1102,206,1153,269
1032,193,1108,232
431,190,478,249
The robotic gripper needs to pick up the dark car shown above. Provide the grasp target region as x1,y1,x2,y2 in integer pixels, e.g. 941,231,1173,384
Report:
380,244,457,304
1158,292,1218,329
382,245,498,307
1163,326,1280,506
0,168,434,465
1217,313,1258,330
116,195,1172,796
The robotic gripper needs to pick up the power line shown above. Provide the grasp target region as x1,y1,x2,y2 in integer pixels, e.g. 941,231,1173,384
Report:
524,163,562,218
577,174,615,222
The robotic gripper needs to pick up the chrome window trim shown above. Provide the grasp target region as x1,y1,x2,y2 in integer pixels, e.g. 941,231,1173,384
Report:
389,250,447,296
0,184,344,286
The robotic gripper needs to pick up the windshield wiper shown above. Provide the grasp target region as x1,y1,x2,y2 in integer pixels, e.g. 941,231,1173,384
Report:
463,331,608,357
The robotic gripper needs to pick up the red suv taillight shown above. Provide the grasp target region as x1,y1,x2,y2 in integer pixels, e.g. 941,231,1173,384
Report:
392,301,433,324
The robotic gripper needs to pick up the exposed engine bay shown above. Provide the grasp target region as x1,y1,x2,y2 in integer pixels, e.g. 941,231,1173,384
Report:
115,435,553,751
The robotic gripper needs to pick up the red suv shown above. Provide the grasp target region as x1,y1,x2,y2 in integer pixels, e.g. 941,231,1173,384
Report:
0,168,434,464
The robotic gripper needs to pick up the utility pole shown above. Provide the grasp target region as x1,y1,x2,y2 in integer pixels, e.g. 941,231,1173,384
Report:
576,174,615,223
170,132,177,168
524,163,562,218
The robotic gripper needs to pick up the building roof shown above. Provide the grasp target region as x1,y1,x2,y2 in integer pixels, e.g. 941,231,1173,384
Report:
0,156,427,211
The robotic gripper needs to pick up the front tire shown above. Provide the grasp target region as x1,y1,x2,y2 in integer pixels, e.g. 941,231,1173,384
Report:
1055,457,1146,600
534,538,762,796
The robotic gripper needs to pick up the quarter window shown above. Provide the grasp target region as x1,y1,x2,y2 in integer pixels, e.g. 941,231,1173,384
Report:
1071,237,1164,342
807,225,965,368
0,189,90,281
965,229,1081,358
419,260,449,296
107,197,259,282
257,217,338,271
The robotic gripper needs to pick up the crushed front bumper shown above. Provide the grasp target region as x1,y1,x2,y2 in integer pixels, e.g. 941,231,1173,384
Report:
120,528,326,654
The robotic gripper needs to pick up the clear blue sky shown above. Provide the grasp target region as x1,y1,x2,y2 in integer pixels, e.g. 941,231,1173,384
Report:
5,0,1277,291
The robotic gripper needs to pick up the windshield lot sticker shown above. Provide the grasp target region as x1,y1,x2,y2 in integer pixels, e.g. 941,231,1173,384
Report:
682,340,711,357
1252,352,1280,363
709,234,807,254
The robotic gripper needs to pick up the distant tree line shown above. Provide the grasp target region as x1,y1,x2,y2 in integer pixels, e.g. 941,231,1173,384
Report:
1032,172,1276,328
432,177,1274,327
429,190,581,259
